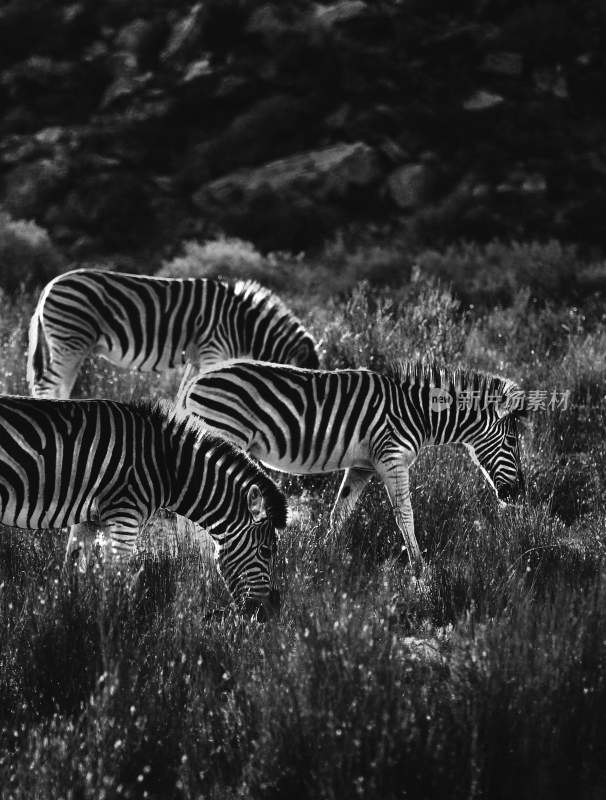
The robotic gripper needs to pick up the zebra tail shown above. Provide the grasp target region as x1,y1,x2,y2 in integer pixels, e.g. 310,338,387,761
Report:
26,304,48,393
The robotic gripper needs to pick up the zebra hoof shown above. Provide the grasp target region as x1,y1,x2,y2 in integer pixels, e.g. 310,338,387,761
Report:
65,546,87,576
396,546,425,574
127,566,145,597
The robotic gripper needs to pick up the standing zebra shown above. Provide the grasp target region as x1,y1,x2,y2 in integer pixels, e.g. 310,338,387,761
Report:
179,360,525,565
27,269,319,399
0,397,287,616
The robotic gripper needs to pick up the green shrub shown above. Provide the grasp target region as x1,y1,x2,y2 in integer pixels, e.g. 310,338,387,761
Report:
321,276,466,371
158,238,268,282
0,212,65,294
0,288,37,394
2,238,606,798
415,239,603,309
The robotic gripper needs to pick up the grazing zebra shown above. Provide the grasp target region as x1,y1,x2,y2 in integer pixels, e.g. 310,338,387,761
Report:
179,360,525,565
27,268,319,399
0,397,287,616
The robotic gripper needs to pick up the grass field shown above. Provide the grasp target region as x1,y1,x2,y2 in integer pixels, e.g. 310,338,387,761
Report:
1,239,606,799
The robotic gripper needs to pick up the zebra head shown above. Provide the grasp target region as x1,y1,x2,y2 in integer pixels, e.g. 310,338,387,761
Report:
216,484,286,621
288,332,320,369
465,410,525,504
233,280,320,369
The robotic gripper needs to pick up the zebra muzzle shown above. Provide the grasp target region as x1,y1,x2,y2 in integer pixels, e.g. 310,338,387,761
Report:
243,588,281,622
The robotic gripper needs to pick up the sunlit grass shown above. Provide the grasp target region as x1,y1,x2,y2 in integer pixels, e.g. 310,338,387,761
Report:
1,243,606,797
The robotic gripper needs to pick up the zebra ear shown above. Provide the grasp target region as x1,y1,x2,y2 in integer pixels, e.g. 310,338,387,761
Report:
293,341,311,367
247,485,267,522
495,393,526,419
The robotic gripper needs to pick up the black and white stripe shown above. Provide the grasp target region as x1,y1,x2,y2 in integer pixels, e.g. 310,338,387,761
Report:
0,397,287,613
180,360,525,564
27,269,319,399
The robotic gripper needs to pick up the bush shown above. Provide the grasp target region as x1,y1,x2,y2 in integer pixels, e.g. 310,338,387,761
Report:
158,237,269,282
416,239,606,309
321,276,467,371
0,212,65,294
0,288,37,394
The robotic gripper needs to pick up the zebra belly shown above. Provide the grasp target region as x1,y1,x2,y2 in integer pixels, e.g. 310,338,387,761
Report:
94,339,177,372
0,500,98,532
250,436,374,476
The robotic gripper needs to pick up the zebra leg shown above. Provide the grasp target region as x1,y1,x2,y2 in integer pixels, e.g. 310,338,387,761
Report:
329,468,373,530
176,359,198,407
105,523,139,567
374,461,423,566
35,353,88,399
104,523,146,593
64,522,100,573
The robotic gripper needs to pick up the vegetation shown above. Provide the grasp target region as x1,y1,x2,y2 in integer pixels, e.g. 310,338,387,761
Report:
0,212,65,295
1,237,606,798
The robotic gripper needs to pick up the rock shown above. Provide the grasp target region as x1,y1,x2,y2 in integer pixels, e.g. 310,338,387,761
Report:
184,94,315,183
534,66,568,99
213,74,250,98
101,70,153,108
480,51,523,77
161,3,205,63
246,5,288,39
192,142,381,249
386,163,434,210
194,141,380,206
471,183,491,199
1,57,74,101
62,171,155,249
463,90,504,111
314,1,368,27
182,57,213,84
521,173,547,194
379,138,409,164
0,127,69,166
115,18,156,62
2,157,70,219
325,103,351,130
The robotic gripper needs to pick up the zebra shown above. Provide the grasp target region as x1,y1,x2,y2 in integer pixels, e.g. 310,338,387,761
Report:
0,396,287,617
179,360,525,565
27,268,319,399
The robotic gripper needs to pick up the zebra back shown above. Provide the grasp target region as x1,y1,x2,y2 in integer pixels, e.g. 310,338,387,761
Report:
27,269,319,398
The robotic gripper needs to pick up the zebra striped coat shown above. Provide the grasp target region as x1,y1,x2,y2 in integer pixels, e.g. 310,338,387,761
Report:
27,269,319,399
0,397,286,614
180,360,525,564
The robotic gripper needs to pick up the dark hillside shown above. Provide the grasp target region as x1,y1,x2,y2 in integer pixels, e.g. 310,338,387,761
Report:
1,0,605,258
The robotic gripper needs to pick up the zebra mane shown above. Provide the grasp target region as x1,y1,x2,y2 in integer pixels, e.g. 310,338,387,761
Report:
232,279,305,325
129,399,287,529
386,360,519,403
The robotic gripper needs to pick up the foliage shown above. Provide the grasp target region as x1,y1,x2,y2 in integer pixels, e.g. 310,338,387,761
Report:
1,239,606,797
320,276,466,371
0,213,65,295
158,238,269,282
415,239,606,310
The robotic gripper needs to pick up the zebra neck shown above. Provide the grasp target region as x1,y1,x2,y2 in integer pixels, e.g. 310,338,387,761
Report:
218,282,292,362
164,422,242,536
427,404,487,447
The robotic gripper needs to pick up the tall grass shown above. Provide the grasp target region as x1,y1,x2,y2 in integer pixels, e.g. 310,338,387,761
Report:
1,240,606,798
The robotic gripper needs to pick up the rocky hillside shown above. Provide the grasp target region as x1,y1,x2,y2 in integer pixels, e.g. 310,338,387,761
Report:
1,0,605,259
